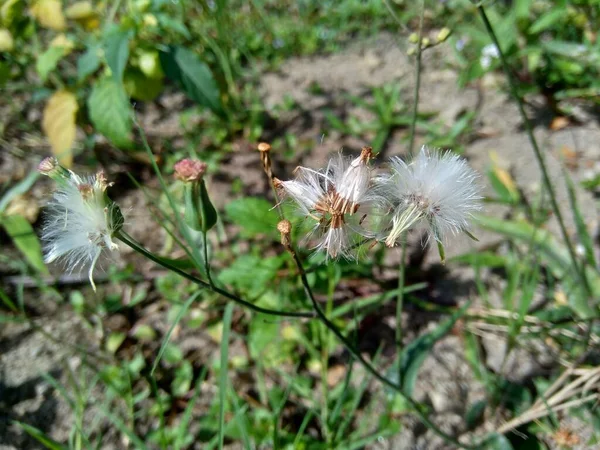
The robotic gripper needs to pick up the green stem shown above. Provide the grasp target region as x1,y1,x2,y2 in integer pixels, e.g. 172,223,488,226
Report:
115,230,315,319
202,230,214,288
286,248,474,449
408,0,426,157
475,4,592,299
396,236,408,380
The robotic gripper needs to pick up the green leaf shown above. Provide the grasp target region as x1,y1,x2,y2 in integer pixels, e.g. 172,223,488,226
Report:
13,422,67,450
77,44,101,81
218,254,283,298
1,214,48,274
528,9,565,35
0,171,39,213
103,28,132,82
388,304,468,396
224,197,279,238
88,77,132,148
156,13,191,38
36,46,65,82
123,69,163,101
483,433,514,450
465,399,487,429
564,169,597,269
475,214,599,317
172,360,193,397
183,180,217,233
159,46,224,118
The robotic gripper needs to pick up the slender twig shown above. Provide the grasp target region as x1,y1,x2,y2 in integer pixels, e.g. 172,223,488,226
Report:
115,230,315,319
407,0,426,157
284,245,474,449
475,4,592,300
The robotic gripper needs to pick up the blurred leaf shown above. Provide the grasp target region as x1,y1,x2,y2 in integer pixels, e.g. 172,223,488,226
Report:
30,0,66,30
160,46,225,118
483,433,514,450
1,214,48,274
487,166,520,204
106,332,126,354
13,422,67,450
248,316,279,360
172,360,193,397
77,45,101,81
155,13,191,38
388,303,468,396
88,77,132,148
132,324,157,342
104,27,132,82
449,251,508,268
528,9,564,34
36,46,66,82
0,171,39,213
218,254,283,297
0,28,13,51
465,399,487,430
65,1,95,19
124,69,163,101
42,90,78,167
564,169,597,269
225,197,278,238
151,292,198,375
475,214,599,318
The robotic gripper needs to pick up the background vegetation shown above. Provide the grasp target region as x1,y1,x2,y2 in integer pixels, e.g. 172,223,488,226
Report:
1,0,600,449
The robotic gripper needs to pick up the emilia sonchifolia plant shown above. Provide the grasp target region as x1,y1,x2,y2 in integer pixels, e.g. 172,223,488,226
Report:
38,143,482,447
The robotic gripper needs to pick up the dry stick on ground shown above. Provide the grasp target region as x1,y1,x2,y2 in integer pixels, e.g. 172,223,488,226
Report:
495,367,600,435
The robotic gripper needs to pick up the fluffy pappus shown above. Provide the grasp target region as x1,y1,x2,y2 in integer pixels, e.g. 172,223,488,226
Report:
376,146,482,248
40,160,124,291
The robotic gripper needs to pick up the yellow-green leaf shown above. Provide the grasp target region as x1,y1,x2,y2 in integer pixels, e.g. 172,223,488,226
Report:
1,214,48,274
42,90,78,168
31,0,66,31
64,1,94,20
0,28,13,51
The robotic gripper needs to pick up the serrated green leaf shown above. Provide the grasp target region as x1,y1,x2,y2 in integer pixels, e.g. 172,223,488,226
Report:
77,44,100,81
1,214,48,274
159,46,224,118
225,197,279,238
36,46,65,82
104,27,132,82
88,77,132,148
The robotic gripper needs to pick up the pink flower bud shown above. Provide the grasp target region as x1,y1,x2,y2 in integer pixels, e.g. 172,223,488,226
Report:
174,159,207,182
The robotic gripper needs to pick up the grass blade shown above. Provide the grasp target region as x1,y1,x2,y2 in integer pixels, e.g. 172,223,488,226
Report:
218,302,234,449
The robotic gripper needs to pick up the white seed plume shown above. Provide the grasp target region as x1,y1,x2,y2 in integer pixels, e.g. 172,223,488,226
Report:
40,159,123,291
276,147,374,259
377,146,482,248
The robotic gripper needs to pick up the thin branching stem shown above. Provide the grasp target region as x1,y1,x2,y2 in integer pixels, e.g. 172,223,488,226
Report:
115,230,315,319
407,0,426,157
285,246,474,449
475,3,592,300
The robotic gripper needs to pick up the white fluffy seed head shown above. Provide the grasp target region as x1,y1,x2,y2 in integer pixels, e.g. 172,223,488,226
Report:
376,146,482,247
41,166,123,291
277,148,374,259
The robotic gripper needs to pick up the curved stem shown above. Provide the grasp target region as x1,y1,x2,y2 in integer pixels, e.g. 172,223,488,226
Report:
115,230,315,319
286,247,474,449
408,0,426,158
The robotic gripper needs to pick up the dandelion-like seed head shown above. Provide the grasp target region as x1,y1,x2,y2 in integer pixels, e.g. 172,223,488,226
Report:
276,147,374,259
40,163,123,291
378,146,482,248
